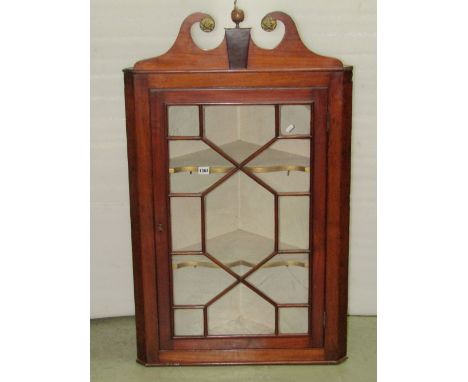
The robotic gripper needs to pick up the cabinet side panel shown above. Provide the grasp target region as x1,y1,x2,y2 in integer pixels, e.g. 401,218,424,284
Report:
324,72,352,360
124,73,159,363
339,70,353,357
124,72,146,361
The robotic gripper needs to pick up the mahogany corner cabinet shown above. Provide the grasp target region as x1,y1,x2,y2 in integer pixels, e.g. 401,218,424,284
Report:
123,7,353,366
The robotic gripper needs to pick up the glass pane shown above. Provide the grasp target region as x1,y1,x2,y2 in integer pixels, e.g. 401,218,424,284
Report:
206,172,274,275
169,140,234,193
204,105,275,162
167,103,315,338
246,139,310,192
172,255,236,305
280,105,311,136
170,197,201,251
246,253,309,304
208,284,275,335
279,308,309,334
174,309,204,336
279,196,310,250
168,106,199,136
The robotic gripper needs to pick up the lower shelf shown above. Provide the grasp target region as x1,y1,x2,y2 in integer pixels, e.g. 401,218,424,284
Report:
172,229,310,337
175,229,307,269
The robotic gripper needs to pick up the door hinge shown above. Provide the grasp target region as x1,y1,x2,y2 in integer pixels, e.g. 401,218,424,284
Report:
323,311,327,328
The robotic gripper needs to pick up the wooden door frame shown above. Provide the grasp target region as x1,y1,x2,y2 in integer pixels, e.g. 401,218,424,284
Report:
150,88,328,352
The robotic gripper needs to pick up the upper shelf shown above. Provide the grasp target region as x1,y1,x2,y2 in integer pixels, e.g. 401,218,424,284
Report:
131,11,345,72
170,140,310,174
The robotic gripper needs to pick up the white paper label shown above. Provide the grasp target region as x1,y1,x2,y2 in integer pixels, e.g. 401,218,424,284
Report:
198,166,210,175
286,124,296,133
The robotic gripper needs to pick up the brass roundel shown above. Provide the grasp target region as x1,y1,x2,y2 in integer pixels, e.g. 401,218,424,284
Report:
200,16,215,33
261,15,277,32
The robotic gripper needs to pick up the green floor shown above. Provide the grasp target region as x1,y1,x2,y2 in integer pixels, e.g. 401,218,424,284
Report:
91,316,376,382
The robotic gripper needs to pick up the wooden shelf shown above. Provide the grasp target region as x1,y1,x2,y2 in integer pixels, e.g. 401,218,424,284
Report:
174,229,307,276
170,140,310,174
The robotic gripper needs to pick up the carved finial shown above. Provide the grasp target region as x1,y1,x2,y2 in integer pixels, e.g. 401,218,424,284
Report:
231,0,245,28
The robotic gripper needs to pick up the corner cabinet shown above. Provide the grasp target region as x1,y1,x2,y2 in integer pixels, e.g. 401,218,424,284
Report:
123,9,353,366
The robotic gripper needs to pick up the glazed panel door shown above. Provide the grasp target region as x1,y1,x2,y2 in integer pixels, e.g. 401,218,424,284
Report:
150,88,328,351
